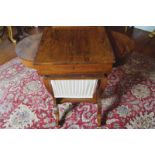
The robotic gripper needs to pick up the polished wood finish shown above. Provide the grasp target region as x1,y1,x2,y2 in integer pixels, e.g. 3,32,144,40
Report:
34,27,115,77
35,63,113,76
35,27,114,64
16,26,115,128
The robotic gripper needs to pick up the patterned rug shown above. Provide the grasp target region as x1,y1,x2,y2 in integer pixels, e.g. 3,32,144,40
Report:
0,52,155,129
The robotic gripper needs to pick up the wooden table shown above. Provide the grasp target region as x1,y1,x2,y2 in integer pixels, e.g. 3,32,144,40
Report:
16,26,115,128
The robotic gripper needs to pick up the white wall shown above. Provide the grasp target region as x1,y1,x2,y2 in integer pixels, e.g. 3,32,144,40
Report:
135,26,155,32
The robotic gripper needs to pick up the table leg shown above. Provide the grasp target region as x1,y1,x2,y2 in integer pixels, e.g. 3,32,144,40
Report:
97,76,108,128
43,77,60,128
43,77,52,94
97,99,102,128
55,98,60,128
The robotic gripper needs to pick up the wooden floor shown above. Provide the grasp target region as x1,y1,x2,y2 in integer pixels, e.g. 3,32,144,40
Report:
0,37,16,65
0,26,155,65
131,28,155,58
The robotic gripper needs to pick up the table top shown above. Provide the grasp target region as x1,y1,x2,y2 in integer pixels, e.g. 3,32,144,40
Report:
34,26,115,65
16,27,115,76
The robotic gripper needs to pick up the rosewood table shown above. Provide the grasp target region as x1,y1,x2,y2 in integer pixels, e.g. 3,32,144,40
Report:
16,26,115,128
